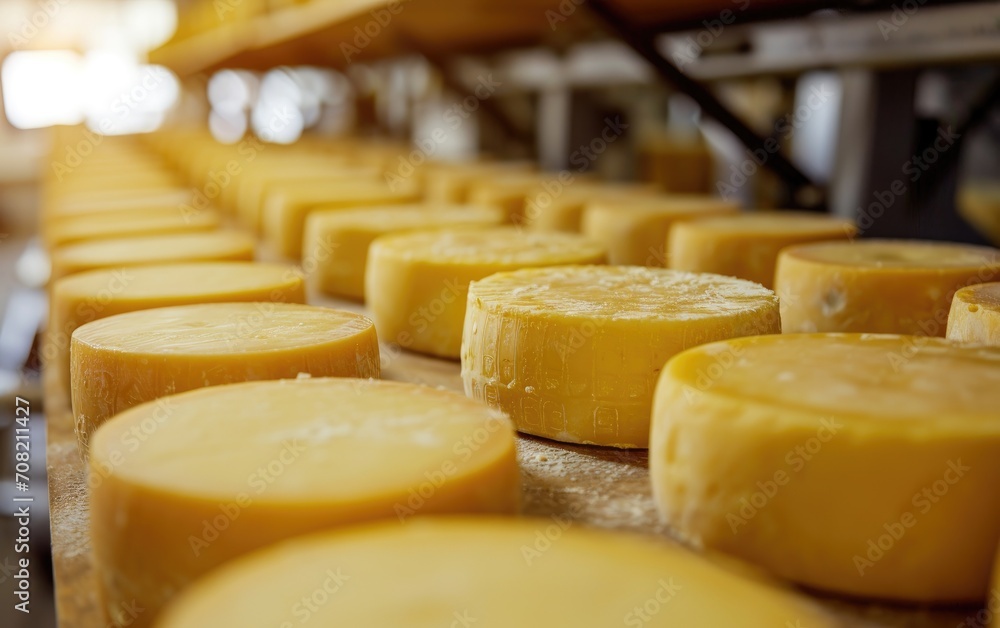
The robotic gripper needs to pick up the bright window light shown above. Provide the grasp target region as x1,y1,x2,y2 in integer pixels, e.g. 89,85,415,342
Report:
1,50,85,129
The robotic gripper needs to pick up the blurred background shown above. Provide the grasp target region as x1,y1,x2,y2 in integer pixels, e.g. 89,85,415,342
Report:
0,0,998,625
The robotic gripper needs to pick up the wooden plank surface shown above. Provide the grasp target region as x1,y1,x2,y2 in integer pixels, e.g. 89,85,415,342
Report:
46,290,975,627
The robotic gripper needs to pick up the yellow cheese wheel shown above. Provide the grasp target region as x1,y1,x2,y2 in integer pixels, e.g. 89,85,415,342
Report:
156,517,838,628
90,378,518,626
669,212,857,288
650,333,1000,602
50,231,256,280
47,262,305,395
367,228,606,359
71,303,379,450
465,173,554,223
462,266,779,447
582,196,740,266
523,182,656,232
304,204,506,301
776,240,1000,335
45,188,193,222
423,162,534,203
947,282,1000,345
262,180,421,259
46,208,220,248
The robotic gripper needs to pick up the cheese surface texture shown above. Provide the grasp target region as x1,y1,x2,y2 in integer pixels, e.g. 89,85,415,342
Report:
776,240,1000,335
947,282,1000,345
462,266,780,447
303,204,505,301
262,180,420,259
367,228,606,358
50,231,255,280
71,303,379,450
582,196,739,265
669,212,857,288
156,517,837,628
47,262,305,394
90,378,518,627
650,333,1000,602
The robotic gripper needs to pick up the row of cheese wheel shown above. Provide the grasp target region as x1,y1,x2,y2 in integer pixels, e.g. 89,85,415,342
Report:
45,130,995,625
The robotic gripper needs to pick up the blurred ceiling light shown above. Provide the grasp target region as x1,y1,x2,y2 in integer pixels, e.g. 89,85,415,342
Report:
81,53,180,135
208,70,258,115
121,0,177,51
209,109,248,144
1,50,84,129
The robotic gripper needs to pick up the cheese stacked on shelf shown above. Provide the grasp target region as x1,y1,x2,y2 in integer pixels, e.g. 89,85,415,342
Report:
523,181,657,232
45,207,221,247
462,266,780,447
422,161,534,203
465,172,565,224
668,212,857,288
776,240,1000,335
47,262,306,394
262,179,422,258
366,228,606,358
650,333,1000,602
50,231,256,280
71,303,379,450
947,282,1000,345
303,204,506,301
156,518,838,628
582,196,740,265
90,378,519,626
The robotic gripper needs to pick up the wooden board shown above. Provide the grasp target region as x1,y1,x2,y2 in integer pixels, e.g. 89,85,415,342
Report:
46,290,976,627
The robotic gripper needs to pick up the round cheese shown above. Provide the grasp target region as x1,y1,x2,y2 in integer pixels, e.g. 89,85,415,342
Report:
367,228,606,359
776,240,1000,335
650,333,1000,602
582,196,739,266
303,204,505,301
71,303,379,450
90,379,518,626
46,208,220,248
50,231,256,280
947,282,1000,346
462,266,779,447
46,262,305,396
523,182,655,232
668,212,857,288
156,518,837,628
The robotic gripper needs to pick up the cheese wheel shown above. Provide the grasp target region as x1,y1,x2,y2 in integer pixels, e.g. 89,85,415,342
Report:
669,212,857,288
71,303,379,450
947,282,1000,345
90,378,518,626
46,208,220,248
776,240,1000,335
156,517,837,628
262,180,421,259
523,182,656,232
45,188,193,222
462,266,779,447
423,162,534,203
50,231,256,280
304,204,505,301
465,173,553,223
582,196,740,266
650,333,1000,602
367,228,606,359
47,262,305,395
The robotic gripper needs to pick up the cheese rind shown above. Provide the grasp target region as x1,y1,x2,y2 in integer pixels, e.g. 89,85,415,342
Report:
523,182,656,232
71,303,379,450
90,379,519,627
776,240,1000,335
669,212,857,288
50,231,255,280
461,266,780,447
367,228,606,359
46,208,220,248
156,517,838,628
303,204,506,301
582,196,739,265
47,262,305,396
946,282,1000,345
650,333,1000,602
